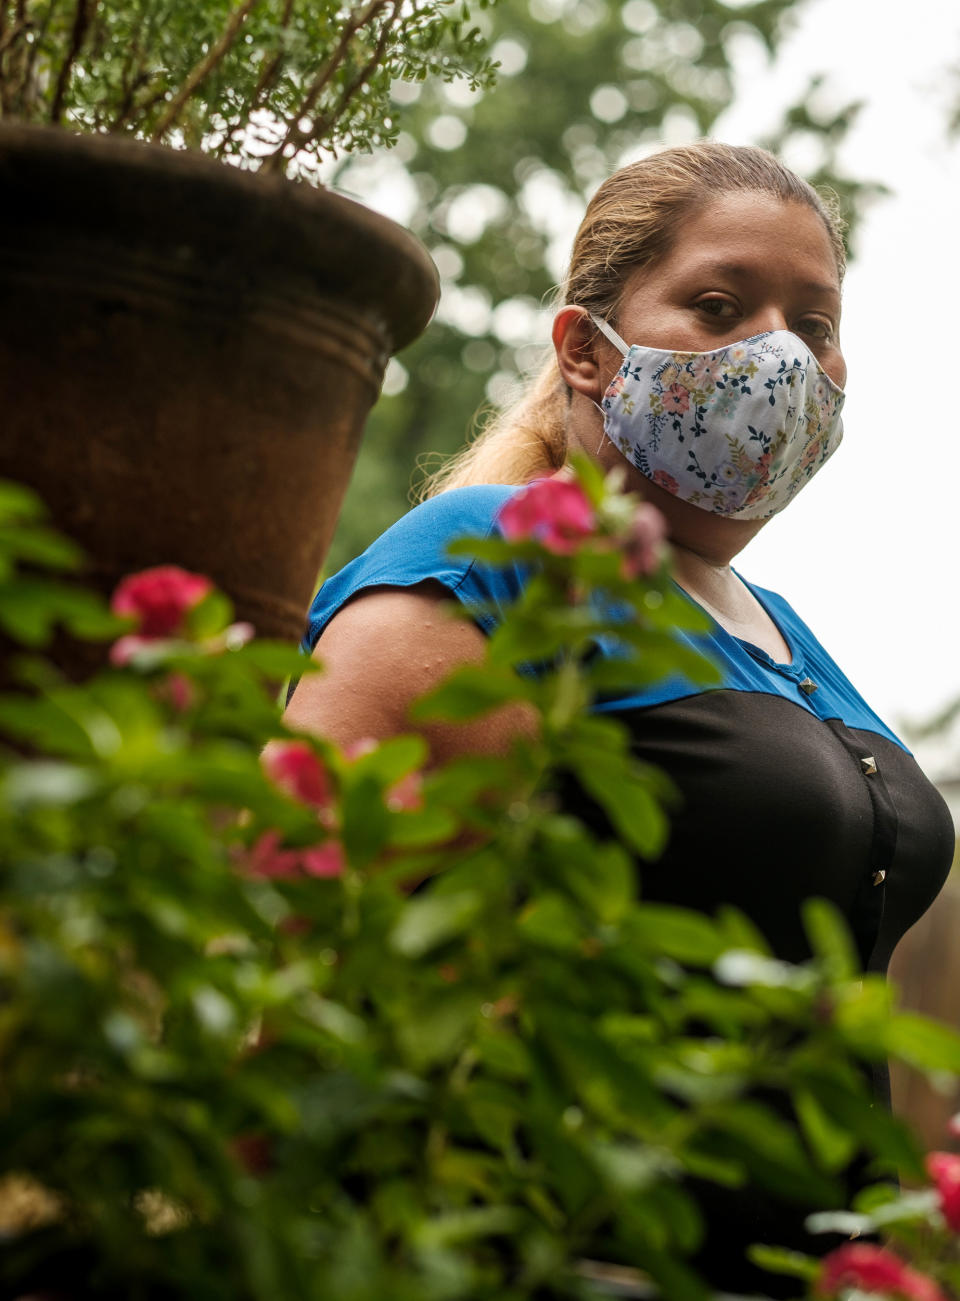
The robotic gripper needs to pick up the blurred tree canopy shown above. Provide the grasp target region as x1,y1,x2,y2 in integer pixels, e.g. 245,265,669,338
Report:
323,0,878,573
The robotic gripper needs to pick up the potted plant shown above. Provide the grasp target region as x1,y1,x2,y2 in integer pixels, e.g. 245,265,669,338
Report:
0,0,495,660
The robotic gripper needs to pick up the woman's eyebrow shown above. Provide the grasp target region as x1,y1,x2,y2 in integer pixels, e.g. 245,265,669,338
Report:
684,260,841,300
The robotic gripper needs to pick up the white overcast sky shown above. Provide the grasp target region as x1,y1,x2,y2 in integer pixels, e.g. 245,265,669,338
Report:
342,0,960,771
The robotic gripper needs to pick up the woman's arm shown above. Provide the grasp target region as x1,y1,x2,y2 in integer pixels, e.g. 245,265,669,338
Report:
281,580,536,763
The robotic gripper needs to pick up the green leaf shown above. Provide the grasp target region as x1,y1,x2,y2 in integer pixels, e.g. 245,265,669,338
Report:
573,759,671,859
517,892,584,951
0,579,116,645
793,1088,857,1171
568,451,608,506
385,804,460,849
2,761,99,808
555,839,634,924
463,1080,523,1152
628,906,726,966
411,663,530,721
234,642,323,680
589,1140,676,1193
412,1205,523,1248
341,773,392,866
885,1010,960,1074
797,1074,921,1172
390,889,482,958
846,1188,940,1229
745,1244,820,1282
476,1029,531,1081
715,905,772,956
0,479,45,523
185,589,234,639
803,897,860,981
0,524,83,570
345,733,428,785
397,989,478,1067
705,1099,841,1202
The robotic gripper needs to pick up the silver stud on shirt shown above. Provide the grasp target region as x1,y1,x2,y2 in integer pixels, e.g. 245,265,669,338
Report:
798,677,818,695
860,756,878,776
872,869,886,886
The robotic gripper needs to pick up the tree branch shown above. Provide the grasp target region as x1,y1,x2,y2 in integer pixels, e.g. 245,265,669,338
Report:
20,0,60,115
250,0,294,106
0,20,24,58
259,0,391,173
215,0,294,159
50,0,99,124
1,2,32,117
308,3,399,148
150,0,260,142
0,2,26,58
108,65,155,133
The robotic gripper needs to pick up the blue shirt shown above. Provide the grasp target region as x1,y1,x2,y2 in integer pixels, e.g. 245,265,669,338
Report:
304,485,902,750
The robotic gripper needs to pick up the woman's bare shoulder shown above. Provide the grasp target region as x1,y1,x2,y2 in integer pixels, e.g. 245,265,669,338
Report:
283,581,534,761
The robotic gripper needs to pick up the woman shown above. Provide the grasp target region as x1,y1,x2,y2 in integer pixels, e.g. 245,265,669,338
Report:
285,143,954,1293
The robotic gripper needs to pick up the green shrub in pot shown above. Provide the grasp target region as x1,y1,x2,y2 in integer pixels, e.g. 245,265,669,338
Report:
0,0,496,169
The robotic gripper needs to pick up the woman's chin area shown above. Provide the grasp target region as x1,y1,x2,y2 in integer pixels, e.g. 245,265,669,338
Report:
633,475,770,565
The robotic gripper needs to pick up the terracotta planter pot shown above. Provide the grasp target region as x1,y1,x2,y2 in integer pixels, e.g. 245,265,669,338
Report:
0,124,438,663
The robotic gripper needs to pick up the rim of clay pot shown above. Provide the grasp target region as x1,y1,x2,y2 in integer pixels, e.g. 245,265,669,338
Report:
0,122,440,354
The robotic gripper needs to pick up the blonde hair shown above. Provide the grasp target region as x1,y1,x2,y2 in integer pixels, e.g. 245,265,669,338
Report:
421,141,845,498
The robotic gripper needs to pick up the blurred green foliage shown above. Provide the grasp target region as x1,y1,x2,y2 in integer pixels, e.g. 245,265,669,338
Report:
1,472,958,1299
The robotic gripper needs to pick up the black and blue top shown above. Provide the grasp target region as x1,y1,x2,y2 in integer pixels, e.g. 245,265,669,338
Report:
301,483,954,1294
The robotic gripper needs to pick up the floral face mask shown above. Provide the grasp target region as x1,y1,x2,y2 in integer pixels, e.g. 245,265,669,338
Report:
591,315,845,520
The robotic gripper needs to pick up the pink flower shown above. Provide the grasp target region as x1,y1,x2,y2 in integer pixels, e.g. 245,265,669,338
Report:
927,1151,960,1231
662,383,691,414
499,479,596,555
621,502,667,579
301,841,346,878
817,1244,948,1301
262,740,333,811
248,830,344,880
111,566,213,639
651,469,679,495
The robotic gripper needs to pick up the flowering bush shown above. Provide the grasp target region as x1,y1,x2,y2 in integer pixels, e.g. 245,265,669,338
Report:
1,464,960,1300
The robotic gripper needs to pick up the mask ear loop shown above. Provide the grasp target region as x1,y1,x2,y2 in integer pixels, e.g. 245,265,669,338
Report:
590,313,630,356
588,313,630,452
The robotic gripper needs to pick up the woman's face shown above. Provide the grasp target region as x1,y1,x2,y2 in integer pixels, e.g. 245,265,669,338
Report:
610,191,846,390
555,190,846,562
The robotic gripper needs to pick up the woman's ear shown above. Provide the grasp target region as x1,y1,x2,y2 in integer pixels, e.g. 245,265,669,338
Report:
552,307,604,400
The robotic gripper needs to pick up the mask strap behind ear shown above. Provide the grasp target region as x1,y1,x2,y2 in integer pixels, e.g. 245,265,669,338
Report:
590,313,630,357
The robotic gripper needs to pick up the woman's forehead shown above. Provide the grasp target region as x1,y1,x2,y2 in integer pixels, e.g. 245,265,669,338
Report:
636,193,843,290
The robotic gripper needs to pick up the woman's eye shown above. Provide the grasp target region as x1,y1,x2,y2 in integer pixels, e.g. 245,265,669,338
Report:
696,297,738,318
797,317,835,341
